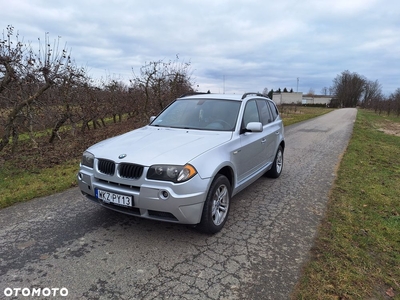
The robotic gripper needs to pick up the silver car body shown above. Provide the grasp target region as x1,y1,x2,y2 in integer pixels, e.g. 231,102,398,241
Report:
78,93,285,226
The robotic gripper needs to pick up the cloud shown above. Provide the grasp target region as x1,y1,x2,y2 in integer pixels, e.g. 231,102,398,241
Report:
1,0,399,95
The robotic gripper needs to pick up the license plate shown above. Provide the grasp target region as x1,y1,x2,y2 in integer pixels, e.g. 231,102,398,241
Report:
95,189,133,207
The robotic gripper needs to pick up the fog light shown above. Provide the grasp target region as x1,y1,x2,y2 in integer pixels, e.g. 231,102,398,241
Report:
160,190,169,200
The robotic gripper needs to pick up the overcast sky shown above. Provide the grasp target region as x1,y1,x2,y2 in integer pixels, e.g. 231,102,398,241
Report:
2,0,399,95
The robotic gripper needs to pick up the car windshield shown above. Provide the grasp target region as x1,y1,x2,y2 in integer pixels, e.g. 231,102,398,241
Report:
151,99,241,131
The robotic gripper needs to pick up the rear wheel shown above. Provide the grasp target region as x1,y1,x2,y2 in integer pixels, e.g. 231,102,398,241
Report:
198,174,231,234
266,145,283,178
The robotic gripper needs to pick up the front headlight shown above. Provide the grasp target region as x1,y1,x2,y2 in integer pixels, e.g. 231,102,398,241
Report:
81,151,94,168
147,164,197,183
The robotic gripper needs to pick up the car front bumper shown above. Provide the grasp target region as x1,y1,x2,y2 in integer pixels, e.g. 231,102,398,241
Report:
77,168,209,224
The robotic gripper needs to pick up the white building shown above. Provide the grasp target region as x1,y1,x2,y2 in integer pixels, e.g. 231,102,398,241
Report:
272,92,335,106
272,92,303,105
302,95,333,105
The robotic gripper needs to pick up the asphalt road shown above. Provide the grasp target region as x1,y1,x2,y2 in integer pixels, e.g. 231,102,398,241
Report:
0,108,357,300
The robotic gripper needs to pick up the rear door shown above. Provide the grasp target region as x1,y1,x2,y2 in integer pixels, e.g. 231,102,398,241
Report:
267,99,284,155
256,99,279,163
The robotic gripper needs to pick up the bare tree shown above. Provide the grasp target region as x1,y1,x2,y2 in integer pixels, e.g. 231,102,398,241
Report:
108,80,127,123
331,70,366,107
362,79,383,109
389,88,400,116
130,56,194,119
48,66,88,143
0,26,80,152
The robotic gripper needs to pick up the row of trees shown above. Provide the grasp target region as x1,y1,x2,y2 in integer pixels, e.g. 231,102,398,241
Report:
331,70,400,116
369,88,400,116
0,26,194,153
262,87,294,99
263,70,400,115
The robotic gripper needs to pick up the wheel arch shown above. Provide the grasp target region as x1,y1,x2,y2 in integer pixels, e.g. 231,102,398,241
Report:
215,166,234,192
280,140,285,152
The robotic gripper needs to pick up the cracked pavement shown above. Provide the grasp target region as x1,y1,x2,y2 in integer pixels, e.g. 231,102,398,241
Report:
0,108,357,299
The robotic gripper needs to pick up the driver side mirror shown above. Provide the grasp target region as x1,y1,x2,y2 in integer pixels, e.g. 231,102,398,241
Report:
149,116,156,123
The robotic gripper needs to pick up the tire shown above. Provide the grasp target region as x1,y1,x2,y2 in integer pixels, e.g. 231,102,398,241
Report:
266,145,283,178
198,174,231,234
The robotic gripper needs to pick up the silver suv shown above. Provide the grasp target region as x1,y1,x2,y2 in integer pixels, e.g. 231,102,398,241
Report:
78,92,285,233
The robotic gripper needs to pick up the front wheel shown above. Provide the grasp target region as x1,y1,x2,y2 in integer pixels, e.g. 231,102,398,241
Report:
266,145,283,178
198,174,231,234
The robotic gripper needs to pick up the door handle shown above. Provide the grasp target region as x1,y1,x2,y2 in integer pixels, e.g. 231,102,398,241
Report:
233,150,241,154
261,138,267,144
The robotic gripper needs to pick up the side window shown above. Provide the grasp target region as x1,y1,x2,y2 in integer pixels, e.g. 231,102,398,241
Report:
257,100,273,125
267,100,279,120
242,100,260,129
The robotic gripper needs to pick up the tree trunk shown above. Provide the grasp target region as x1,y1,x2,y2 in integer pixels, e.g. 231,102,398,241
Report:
0,82,52,152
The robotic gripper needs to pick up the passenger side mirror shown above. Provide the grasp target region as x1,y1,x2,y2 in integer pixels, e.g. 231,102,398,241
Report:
149,116,156,123
246,122,263,132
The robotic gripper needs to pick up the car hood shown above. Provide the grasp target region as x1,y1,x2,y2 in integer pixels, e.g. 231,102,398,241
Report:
87,126,233,166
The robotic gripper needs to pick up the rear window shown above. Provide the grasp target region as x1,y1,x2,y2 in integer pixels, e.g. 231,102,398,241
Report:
257,100,273,125
268,101,279,120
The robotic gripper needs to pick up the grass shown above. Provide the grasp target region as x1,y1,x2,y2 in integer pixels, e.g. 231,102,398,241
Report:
280,106,334,126
292,109,400,299
0,159,79,209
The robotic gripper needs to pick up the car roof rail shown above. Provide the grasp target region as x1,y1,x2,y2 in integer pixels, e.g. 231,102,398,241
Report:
180,91,211,97
241,92,268,99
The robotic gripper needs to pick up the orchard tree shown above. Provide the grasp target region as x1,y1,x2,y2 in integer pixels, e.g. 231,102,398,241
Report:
100,78,130,124
47,66,88,143
389,88,400,116
362,79,383,109
0,25,83,151
331,70,366,107
130,56,194,119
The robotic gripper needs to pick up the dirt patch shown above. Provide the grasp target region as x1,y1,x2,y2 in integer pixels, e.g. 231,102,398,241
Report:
377,121,400,137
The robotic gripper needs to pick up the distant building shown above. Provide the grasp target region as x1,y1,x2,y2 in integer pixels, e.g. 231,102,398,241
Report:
272,92,336,106
302,95,333,105
272,92,302,105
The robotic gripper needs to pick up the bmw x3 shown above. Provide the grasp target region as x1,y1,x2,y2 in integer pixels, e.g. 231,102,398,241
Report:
77,92,285,233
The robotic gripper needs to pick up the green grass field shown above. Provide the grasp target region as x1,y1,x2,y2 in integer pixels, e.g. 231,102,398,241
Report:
0,159,79,208
292,109,400,299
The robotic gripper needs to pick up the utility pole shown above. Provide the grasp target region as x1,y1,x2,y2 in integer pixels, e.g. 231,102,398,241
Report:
297,77,299,92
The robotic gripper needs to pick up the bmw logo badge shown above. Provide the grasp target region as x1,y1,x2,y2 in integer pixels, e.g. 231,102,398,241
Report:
118,154,127,159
